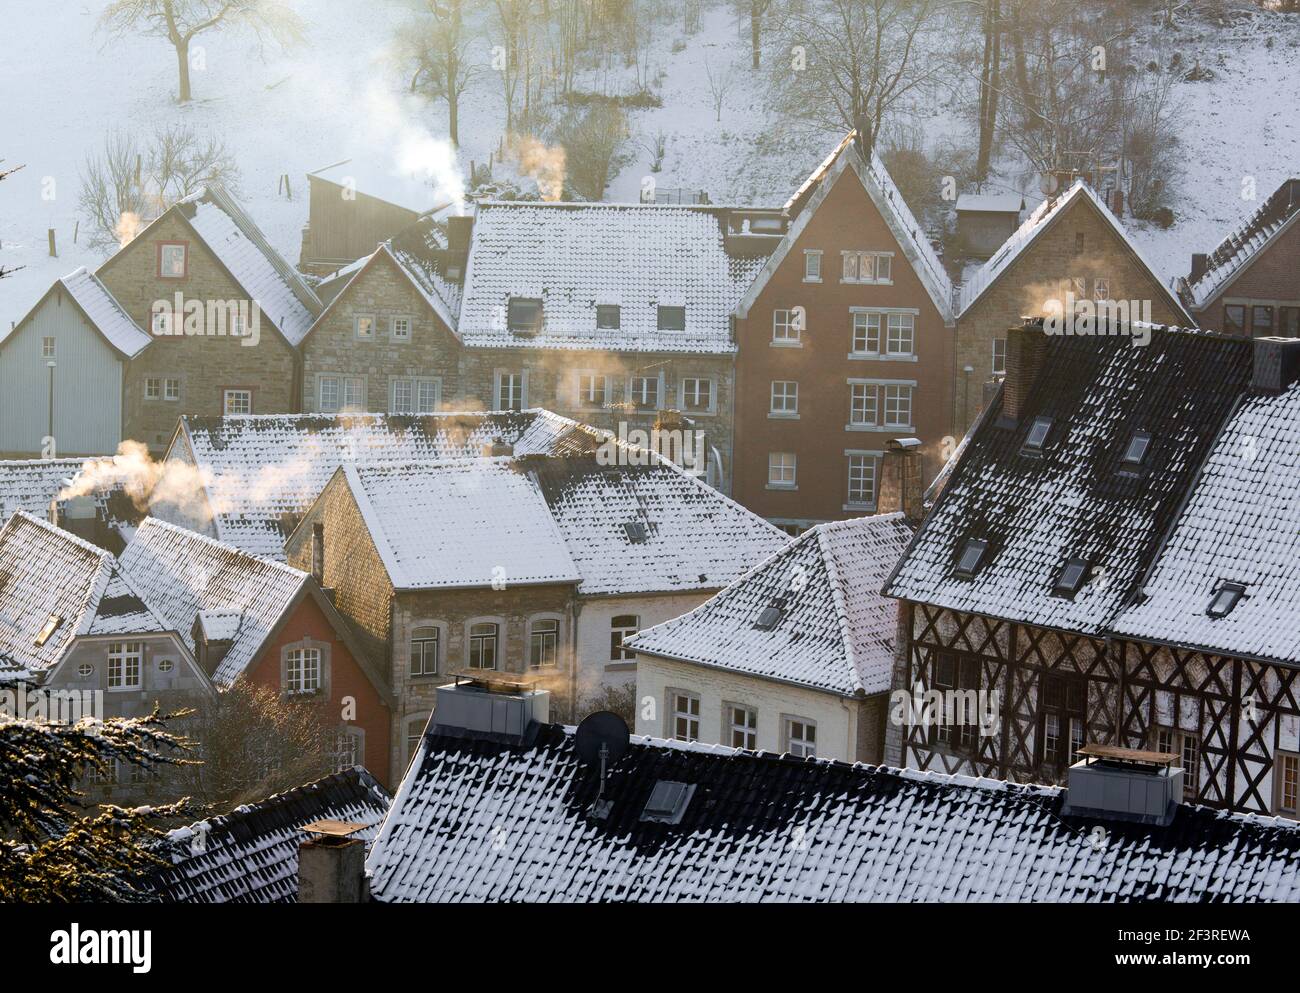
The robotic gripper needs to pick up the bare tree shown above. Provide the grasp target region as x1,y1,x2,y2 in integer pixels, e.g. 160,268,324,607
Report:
748,0,775,69
493,0,535,131
975,0,1004,181
99,0,304,103
705,61,736,122
550,103,632,200
402,0,477,147
0,161,24,279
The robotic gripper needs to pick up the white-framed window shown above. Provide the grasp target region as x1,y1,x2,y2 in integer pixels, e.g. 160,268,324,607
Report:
319,377,339,412
729,705,757,749
391,316,412,340
410,626,440,677
884,384,912,427
842,251,892,283
849,382,877,426
628,375,659,409
223,389,252,415
1276,750,1300,817
847,452,879,506
680,377,713,413
992,338,1007,376
495,371,526,411
468,622,499,670
768,452,796,488
331,727,362,772
671,691,700,742
529,618,560,668
1154,725,1200,803
285,648,322,694
852,312,881,354
785,717,816,757
770,380,798,415
1093,278,1110,301
77,663,94,678
159,243,187,278
320,376,363,412
107,642,143,690
772,308,802,344
354,315,376,339
849,381,913,429
803,250,822,282
41,336,55,358
610,614,639,661
144,378,161,400
390,378,439,414
164,378,180,401
885,313,914,355
576,372,609,408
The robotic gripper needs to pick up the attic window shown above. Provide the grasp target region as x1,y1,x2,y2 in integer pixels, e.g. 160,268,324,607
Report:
1120,430,1152,471
1206,582,1246,619
657,305,686,332
1053,557,1089,598
953,538,988,580
596,304,621,330
754,605,783,630
1022,416,1053,456
34,614,63,647
641,780,696,824
508,297,543,334
623,521,647,543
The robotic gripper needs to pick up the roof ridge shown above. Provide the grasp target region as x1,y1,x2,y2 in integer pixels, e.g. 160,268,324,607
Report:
133,516,307,581
811,526,866,695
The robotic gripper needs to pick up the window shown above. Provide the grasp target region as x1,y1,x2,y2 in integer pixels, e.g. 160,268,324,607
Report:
354,315,376,339
803,250,822,281
1206,581,1246,618
158,243,187,278
933,652,981,749
331,728,361,772
954,538,988,579
468,623,498,670
849,383,878,426
319,376,363,412
496,372,525,411
680,377,713,412
1276,751,1299,816
77,663,94,677
785,717,816,757
406,717,427,760
768,452,796,488
529,619,559,668
883,384,912,427
34,613,62,647
842,251,892,283
41,336,55,358
577,373,608,408
1224,305,1246,335
610,615,639,661
671,692,700,742
628,375,659,409
164,378,180,401
770,380,798,415
1120,429,1151,470
107,642,143,689
596,305,621,329
1074,232,1085,254
847,453,878,506
729,706,757,749
145,378,161,400
754,604,783,630
391,378,439,414
391,316,411,340
1040,674,1085,770
1154,726,1200,802
1281,306,1300,338
1023,415,1052,455
1053,557,1089,597
1093,278,1110,300
285,648,322,694
992,338,1007,376
506,297,542,334
1252,305,1274,336
852,312,881,354
223,389,252,415
772,309,801,343
885,313,914,355
157,659,174,672
410,627,440,677
623,521,648,543
657,305,686,331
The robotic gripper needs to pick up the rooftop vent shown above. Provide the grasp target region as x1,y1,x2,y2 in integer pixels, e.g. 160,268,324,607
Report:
641,780,696,824
1060,745,1183,826
953,537,988,579
1251,337,1300,394
1206,581,1246,618
430,674,550,744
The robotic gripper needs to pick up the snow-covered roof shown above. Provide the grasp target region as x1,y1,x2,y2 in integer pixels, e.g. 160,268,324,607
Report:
956,180,1191,322
885,323,1253,633
367,721,1300,902
955,193,1024,214
118,517,308,686
0,512,168,677
630,514,910,696
149,767,390,904
1186,178,1300,309
54,267,152,357
457,201,767,352
0,458,111,523
157,410,603,561
176,185,321,346
1111,378,1300,664
388,213,462,327
308,160,449,216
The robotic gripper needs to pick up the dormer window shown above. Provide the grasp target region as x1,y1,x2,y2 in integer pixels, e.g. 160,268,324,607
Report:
1120,430,1152,471
657,305,686,332
508,297,543,334
1023,416,1053,456
953,538,988,579
1206,582,1246,618
1053,557,1089,598
34,614,63,647
596,305,621,330
754,604,783,630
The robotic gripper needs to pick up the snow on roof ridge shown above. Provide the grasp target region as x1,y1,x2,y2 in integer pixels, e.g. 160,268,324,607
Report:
134,516,308,582
1189,178,1300,307
8,508,112,561
812,527,866,696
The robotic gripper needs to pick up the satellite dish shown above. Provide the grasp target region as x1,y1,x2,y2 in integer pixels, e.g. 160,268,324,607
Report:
575,711,630,767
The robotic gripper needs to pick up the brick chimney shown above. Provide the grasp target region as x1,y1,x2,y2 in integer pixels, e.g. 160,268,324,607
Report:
1252,337,1300,394
879,438,924,523
1189,253,1209,285
1002,320,1048,422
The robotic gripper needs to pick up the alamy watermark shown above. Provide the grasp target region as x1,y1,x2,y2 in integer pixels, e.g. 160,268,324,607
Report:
597,421,708,477
890,683,1001,739
0,684,103,724
150,293,261,346
1043,293,1154,347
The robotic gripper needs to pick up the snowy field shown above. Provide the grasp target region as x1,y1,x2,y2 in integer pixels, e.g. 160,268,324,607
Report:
2,0,1299,336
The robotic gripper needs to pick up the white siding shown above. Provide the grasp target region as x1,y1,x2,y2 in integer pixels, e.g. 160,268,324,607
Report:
576,592,710,699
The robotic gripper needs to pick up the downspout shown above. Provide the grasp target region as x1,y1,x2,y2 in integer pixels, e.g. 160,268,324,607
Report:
568,593,581,723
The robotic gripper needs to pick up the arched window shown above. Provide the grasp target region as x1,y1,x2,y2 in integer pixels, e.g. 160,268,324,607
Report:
468,623,498,670
410,626,441,677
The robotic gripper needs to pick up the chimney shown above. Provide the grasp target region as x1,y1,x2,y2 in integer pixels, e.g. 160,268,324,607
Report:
1189,253,1209,285
447,215,473,253
879,438,924,523
1001,319,1047,422
297,820,368,903
1060,744,1183,827
1252,337,1300,394
482,437,513,457
310,523,325,584
430,673,550,743
57,495,99,545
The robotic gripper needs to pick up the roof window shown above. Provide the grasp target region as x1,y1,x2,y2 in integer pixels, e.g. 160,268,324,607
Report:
507,297,543,335
657,305,686,332
641,780,696,824
34,614,63,647
1206,582,1246,619
623,521,647,543
596,304,621,330
953,538,988,580
1052,557,1089,598
754,604,783,630
1023,416,1053,455
1120,429,1152,471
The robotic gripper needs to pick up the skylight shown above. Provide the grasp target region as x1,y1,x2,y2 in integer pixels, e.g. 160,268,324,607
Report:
34,613,63,647
623,521,647,543
507,297,543,334
1120,429,1152,469
953,538,988,579
1052,557,1089,597
641,780,696,824
1206,582,1246,618
1023,416,1053,455
754,604,783,630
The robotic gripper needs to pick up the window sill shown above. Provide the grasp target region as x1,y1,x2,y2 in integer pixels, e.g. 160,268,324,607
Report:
769,339,803,348
767,412,800,420
802,277,823,284
840,279,894,287
843,503,878,513
847,353,917,362
766,484,798,491
845,424,914,433
107,685,143,693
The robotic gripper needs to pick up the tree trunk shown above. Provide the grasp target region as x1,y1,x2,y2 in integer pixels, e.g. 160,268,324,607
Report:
175,38,192,103
976,0,1002,181
751,2,761,69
